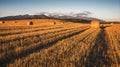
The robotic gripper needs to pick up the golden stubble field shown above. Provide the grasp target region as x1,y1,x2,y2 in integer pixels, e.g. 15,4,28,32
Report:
0,19,120,67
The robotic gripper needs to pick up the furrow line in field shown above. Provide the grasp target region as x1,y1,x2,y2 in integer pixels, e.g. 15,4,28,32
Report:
0,26,89,53
0,26,65,36
0,25,52,30
105,27,120,65
0,26,89,43
0,24,74,35
0,26,89,66
69,28,101,67
6,28,99,67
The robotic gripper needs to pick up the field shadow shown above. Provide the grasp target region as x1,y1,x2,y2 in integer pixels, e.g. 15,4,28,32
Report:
1,28,88,67
84,28,113,67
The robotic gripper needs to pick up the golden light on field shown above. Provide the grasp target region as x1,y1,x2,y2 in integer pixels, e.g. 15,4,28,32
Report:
0,19,120,67
0,0,120,66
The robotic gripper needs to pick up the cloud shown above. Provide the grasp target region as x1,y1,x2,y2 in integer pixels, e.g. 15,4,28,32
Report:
74,11,92,17
35,12,49,15
34,11,92,17
84,11,92,15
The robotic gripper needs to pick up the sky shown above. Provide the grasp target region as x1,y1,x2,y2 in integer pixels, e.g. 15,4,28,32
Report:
0,0,120,21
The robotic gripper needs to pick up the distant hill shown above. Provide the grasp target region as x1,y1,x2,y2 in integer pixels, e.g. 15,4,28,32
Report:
0,14,50,20
0,13,106,23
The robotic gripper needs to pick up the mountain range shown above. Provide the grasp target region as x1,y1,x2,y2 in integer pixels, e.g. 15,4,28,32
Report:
0,12,106,23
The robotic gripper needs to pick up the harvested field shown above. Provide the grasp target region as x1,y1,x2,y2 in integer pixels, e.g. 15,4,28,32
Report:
0,19,64,26
0,21,120,67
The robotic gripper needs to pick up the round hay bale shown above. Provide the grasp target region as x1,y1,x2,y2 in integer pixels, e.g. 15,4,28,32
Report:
91,20,100,28
61,22,64,24
28,21,34,25
53,22,56,25
14,21,17,23
0,21,2,24
110,23,113,25
0,21,5,24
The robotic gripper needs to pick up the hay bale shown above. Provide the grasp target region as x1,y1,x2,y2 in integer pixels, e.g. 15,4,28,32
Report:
0,21,5,24
61,22,64,24
28,21,33,25
110,23,113,25
0,21,2,23
14,21,17,23
91,20,100,28
53,22,56,25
